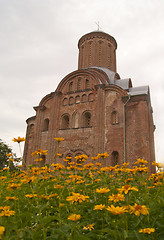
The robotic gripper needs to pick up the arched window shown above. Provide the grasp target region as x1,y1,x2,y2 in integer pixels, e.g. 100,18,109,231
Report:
111,151,119,166
69,82,73,92
42,118,49,131
85,79,89,89
82,94,87,103
77,78,81,91
63,98,68,106
88,93,94,102
61,115,70,129
112,111,119,124
75,95,80,104
82,112,91,128
69,96,74,105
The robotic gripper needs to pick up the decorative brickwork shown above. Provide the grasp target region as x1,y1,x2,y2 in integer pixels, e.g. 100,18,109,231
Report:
24,31,155,173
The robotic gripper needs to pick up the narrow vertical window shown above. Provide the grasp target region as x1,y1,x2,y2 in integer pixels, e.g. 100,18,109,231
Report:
69,82,73,92
85,79,89,89
77,78,81,91
61,115,70,129
111,151,119,166
83,112,91,127
42,118,49,131
112,111,118,124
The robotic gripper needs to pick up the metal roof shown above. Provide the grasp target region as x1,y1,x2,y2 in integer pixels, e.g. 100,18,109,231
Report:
85,67,149,97
128,86,149,96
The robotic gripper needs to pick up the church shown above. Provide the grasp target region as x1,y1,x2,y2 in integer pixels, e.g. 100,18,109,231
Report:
23,30,155,172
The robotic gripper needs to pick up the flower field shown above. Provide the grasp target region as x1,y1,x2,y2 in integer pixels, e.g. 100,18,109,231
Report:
0,149,164,239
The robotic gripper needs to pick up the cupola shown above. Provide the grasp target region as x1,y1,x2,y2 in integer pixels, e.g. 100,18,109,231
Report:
78,31,117,72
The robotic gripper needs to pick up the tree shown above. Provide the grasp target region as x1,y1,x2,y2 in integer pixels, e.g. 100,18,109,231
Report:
0,139,18,170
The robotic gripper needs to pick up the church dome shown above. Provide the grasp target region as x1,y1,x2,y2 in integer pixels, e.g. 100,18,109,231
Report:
78,31,117,72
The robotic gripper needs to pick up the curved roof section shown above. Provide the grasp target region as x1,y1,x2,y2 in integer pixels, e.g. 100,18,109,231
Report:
87,66,120,83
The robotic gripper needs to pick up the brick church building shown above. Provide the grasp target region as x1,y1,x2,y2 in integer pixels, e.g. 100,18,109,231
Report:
23,31,155,172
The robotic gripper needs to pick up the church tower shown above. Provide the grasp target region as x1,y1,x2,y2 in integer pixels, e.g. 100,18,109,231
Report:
78,31,117,71
23,31,156,173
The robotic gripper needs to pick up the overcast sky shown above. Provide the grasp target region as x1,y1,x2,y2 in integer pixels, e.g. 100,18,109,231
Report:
0,0,164,163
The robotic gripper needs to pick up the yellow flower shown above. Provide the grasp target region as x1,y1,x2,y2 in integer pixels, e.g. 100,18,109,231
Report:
96,187,110,194
34,158,43,162
76,180,85,184
0,206,15,217
66,192,89,203
91,156,99,160
108,194,125,203
134,158,148,165
106,205,127,215
68,214,81,221
129,203,149,216
117,184,138,194
48,194,57,198
9,158,14,162
125,178,133,183
152,162,164,169
39,195,49,200
95,162,101,167
59,203,64,207
94,204,106,210
75,154,88,162
5,196,18,201
83,163,94,169
3,167,9,171
25,194,37,198
69,174,83,181
7,183,21,190
12,137,25,143
122,162,129,168
6,153,12,157
31,149,48,157
94,178,101,182
0,226,5,238
57,153,62,157
54,137,64,142
51,163,65,170
83,224,94,231
54,184,63,189
139,228,155,234
133,166,148,173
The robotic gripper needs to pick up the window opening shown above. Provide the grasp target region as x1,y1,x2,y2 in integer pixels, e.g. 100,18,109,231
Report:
85,79,89,89
42,119,49,131
112,111,118,124
111,151,119,166
77,78,81,91
75,95,80,104
69,82,73,92
83,112,91,127
62,115,69,129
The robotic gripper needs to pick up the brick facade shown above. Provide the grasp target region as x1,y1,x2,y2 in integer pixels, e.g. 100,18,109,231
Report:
23,31,156,172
